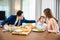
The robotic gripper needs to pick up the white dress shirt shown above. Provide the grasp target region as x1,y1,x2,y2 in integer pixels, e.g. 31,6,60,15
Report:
14,17,20,26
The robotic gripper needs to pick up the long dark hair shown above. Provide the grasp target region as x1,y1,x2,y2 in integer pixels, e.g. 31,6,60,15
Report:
44,8,58,23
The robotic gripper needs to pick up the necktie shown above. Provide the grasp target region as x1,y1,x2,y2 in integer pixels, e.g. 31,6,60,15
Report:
18,20,20,26
15,20,20,26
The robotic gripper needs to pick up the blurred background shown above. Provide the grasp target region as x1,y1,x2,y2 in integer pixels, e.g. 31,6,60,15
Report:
0,0,60,28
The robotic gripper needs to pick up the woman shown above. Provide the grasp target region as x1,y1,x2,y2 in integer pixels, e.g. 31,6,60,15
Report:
44,8,59,33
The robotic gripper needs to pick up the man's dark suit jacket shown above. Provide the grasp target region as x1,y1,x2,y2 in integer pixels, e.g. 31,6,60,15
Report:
1,15,36,26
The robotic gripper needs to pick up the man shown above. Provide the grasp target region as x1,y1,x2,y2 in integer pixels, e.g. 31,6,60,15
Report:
1,10,36,26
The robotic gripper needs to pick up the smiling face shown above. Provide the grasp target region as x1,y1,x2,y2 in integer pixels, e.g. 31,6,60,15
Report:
40,17,45,23
39,17,46,23
18,14,24,20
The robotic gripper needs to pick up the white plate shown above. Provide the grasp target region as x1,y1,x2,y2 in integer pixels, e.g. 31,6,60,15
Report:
14,29,22,33
32,29,38,31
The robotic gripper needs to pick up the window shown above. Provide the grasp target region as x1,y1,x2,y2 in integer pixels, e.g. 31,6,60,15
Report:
22,0,36,20
41,0,56,17
0,0,10,18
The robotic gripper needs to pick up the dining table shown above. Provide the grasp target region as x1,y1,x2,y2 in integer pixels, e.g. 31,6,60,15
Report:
0,27,60,40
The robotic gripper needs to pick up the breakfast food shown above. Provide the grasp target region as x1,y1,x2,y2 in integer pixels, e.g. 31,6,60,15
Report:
27,23,35,29
14,29,22,33
21,28,30,32
12,28,31,35
38,28,44,32
6,25,12,29
3,25,31,35
15,27,20,29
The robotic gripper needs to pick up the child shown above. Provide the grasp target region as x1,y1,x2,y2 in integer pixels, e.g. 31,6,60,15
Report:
36,16,47,31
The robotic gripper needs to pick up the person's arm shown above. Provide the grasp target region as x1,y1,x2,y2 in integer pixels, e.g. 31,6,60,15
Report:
1,15,12,26
22,17,36,23
47,20,51,31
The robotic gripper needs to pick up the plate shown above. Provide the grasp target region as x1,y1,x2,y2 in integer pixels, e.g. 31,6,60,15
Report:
32,29,45,32
32,29,38,32
14,29,22,33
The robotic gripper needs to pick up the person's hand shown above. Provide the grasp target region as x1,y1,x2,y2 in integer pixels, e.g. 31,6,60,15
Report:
36,18,39,22
0,25,3,28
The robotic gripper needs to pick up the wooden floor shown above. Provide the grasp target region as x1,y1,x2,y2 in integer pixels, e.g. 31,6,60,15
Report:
0,28,60,40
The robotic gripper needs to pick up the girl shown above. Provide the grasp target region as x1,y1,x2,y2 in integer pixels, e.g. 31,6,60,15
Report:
36,16,47,31
44,8,59,33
